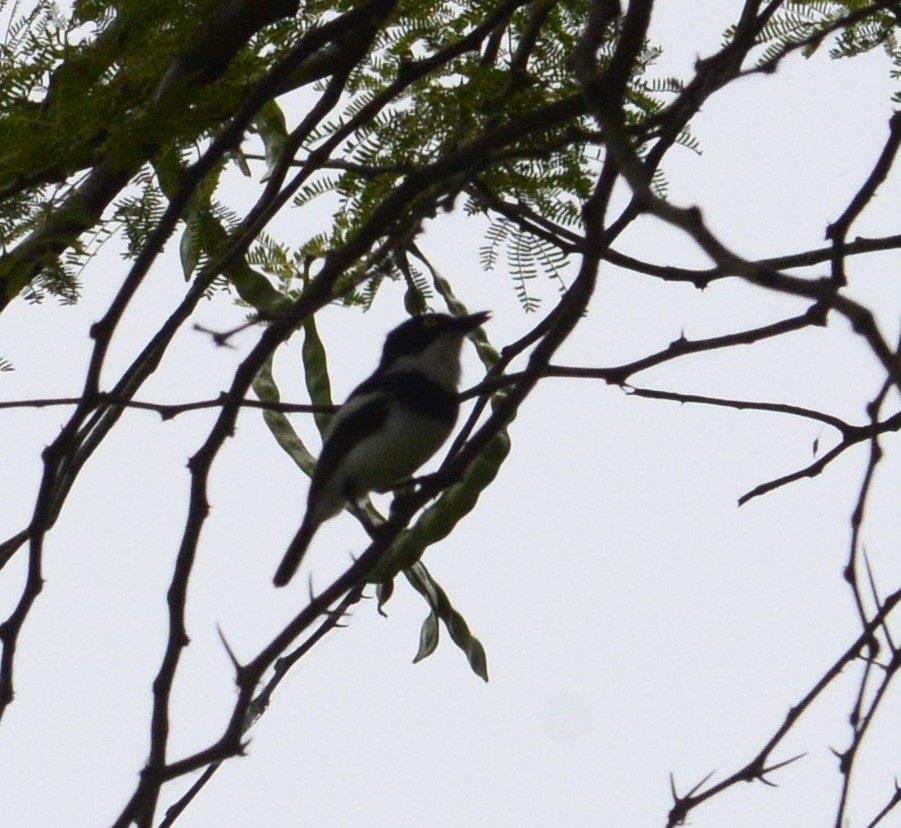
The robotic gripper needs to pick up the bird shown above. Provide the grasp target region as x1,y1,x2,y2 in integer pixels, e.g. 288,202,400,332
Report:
273,310,490,587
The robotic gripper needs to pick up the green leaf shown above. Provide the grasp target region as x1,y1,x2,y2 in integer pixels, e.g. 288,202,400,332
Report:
301,314,335,436
405,562,489,681
252,354,316,475
376,578,395,615
414,607,440,663
255,100,289,182
178,220,199,280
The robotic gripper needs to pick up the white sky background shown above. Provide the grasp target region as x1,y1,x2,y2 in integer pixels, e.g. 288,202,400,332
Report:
2,3,901,827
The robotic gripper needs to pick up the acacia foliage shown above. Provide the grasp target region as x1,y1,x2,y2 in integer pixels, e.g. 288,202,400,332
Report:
2,1,901,827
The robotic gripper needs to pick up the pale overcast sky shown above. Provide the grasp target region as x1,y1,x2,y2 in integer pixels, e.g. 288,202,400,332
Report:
2,3,901,827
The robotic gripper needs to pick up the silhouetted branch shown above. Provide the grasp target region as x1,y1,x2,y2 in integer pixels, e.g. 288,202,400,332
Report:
742,1,901,80
666,585,901,827
156,584,366,828
828,110,901,285
626,386,852,431
3,2,901,825
0,393,333,419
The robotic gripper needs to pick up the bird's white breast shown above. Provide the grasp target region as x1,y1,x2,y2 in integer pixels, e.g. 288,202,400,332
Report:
338,399,454,495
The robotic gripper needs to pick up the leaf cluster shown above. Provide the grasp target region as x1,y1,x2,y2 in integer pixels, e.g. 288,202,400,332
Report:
266,0,685,310
5,3,901,826
742,0,901,92
0,0,288,301
0,0,693,312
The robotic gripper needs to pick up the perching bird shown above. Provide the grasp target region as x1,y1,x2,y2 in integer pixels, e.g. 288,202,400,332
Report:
273,311,490,587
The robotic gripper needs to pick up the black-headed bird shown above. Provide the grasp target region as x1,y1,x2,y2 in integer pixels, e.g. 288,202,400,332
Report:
273,311,490,587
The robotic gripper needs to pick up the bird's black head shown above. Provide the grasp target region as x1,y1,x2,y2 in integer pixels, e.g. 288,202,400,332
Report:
379,311,490,371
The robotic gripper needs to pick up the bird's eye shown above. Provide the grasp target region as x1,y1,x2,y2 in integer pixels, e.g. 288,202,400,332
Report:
421,316,439,328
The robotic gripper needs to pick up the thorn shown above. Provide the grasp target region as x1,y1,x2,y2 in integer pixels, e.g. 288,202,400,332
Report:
679,768,716,798
830,746,852,775
762,751,806,777
216,625,243,676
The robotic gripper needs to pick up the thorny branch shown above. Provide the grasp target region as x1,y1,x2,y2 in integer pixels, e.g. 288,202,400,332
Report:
0,0,404,726
666,585,901,828
2,1,901,827
576,1,901,826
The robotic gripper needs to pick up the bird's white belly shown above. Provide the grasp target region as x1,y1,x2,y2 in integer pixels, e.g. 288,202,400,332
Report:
340,408,454,495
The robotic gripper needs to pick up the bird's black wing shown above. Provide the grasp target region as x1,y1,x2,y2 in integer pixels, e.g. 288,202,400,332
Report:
276,372,457,587
310,372,456,502
308,387,390,501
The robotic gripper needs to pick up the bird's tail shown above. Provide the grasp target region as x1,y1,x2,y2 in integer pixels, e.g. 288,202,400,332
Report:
273,519,317,587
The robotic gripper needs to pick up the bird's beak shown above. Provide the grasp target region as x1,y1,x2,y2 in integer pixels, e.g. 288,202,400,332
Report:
453,310,491,333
